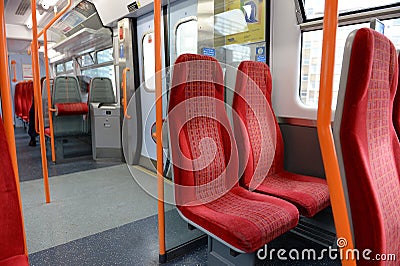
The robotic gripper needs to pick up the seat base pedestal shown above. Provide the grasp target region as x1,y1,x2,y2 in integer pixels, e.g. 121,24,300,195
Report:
207,237,255,266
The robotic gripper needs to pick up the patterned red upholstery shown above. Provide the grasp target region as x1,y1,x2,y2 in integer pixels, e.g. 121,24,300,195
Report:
14,81,34,122
169,54,299,253
55,102,89,116
232,61,330,217
14,83,23,118
338,28,400,264
0,117,29,265
394,53,400,139
21,81,33,122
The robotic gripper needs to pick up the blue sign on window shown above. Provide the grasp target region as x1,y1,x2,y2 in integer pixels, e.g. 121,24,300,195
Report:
256,46,265,55
202,47,216,57
256,55,266,63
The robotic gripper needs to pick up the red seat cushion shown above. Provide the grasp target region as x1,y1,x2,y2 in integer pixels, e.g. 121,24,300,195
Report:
0,255,29,266
0,117,28,264
180,187,298,253
232,61,330,217
169,54,299,253
339,28,400,263
55,102,89,116
256,172,330,217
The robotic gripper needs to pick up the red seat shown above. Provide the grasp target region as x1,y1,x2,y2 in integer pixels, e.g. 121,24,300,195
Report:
0,117,29,265
22,81,33,122
334,28,400,264
394,53,400,139
14,83,23,119
232,61,330,217
44,127,51,137
168,54,299,253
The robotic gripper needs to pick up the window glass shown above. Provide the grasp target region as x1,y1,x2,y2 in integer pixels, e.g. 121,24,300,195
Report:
300,23,368,108
383,17,400,49
303,0,400,20
176,20,198,56
56,63,64,73
142,32,155,91
82,65,116,95
78,54,94,67
65,60,74,72
97,48,114,64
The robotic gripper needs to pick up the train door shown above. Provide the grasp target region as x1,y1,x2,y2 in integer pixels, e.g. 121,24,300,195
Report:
136,12,167,170
118,18,142,165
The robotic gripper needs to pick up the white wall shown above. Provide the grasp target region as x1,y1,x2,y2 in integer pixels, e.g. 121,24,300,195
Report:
270,0,318,120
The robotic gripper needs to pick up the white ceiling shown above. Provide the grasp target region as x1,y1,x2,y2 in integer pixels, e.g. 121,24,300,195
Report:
4,0,77,54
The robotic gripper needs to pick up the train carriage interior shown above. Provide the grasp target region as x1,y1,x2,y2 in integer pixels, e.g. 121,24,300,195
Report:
0,0,399,265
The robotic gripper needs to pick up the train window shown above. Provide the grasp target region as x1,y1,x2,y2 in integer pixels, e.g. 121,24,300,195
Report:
176,19,198,56
97,48,113,64
303,0,400,20
142,32,155,91
81,65,116,91
382,17,400,48
65,60,74,73
78,54,95,67
300,23,368,107
56,63,65,74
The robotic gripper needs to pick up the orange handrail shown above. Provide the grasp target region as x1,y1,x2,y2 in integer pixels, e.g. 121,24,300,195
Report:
43,31,56,162
154,0,166,261
122,67,131,119
31,0,51,203
11,60,17,82
316,1,356,265
38,0,72,38
0,0,28,255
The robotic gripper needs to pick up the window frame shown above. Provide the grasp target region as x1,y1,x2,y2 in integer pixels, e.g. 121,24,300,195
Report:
296,0,400,24
141,31,156,92
298,5,400,109
174,16,198,59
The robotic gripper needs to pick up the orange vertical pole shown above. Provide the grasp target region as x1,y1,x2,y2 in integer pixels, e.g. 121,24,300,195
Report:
31,0,51,203
154,0,166,262
316,1,356,265
43,31,56,162
0,0,28,255
32,44,40,134
39,0,71,163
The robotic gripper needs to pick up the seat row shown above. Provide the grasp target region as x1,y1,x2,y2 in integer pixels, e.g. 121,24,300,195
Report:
42,75,115,138
14,80,33,123
168,53,331,262
168,27,399,265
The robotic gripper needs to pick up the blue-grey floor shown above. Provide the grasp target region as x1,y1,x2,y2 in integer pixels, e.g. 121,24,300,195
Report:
16,127,340,265
15,127,121,181
28,212,340,265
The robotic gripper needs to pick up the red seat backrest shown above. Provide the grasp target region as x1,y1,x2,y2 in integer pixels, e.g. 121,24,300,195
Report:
232,61,283,188
21,82,28,119
337,28,400,261
23,81,34,120
394,53,400,139
14,83,22,117
0,117,26,262
168,54,238,206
